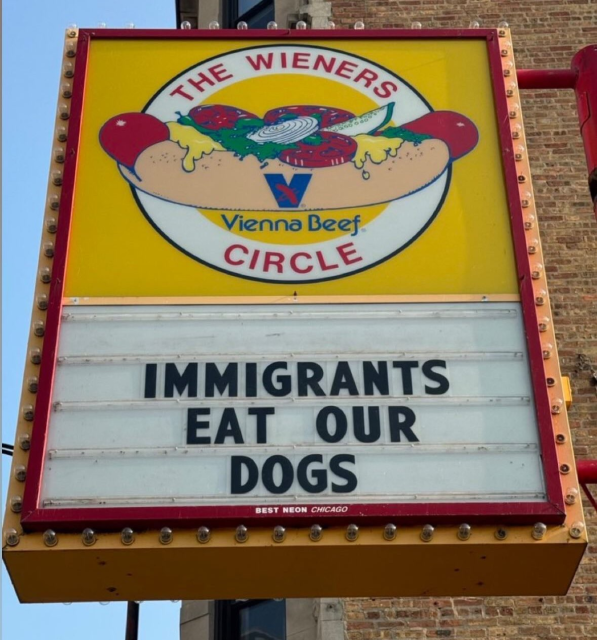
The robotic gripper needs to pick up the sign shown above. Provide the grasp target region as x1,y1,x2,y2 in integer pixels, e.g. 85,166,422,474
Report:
3,28,586,603
66,35,516,297
46,302,545,516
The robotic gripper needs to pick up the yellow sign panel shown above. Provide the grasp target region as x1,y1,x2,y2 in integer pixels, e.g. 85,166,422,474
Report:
66,38,516,297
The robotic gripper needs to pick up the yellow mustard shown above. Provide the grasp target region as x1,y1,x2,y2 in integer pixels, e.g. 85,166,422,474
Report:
167,122,225,172
352,134,404,170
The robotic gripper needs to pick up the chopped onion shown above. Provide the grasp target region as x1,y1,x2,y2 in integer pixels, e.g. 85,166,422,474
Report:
247,116,318,145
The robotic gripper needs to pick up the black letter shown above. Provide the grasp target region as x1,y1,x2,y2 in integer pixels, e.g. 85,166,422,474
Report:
353,406,381,443
231,456,258,494
187,408,211,444
297,362,326,396
422,360,450,395
329,362,359,395
263,362,292,396
388,406,418,442
245,362,258,397
330,454,357,493
262,455,294,494
144,363,157,398
297,454,327,493
248,407,275,443
165,363,198,398
363,361,389,396
392,361,419,395
316,406,348,443
214,408,244,444
205,363,238,397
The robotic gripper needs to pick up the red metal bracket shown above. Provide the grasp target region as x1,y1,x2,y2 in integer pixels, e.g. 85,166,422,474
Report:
517,44,597,217
517,69,576,90
577,460,597,511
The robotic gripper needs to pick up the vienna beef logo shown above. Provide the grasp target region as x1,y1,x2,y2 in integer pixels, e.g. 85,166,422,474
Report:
99,45,479,283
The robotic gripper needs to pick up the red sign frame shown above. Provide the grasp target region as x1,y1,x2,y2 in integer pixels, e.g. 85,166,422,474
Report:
20,28,565,531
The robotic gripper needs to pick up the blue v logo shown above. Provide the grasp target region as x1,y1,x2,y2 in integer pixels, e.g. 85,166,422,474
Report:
264,174,312,209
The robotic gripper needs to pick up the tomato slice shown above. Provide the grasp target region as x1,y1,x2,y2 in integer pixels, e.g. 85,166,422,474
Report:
264,105,355,129
188,104,258,130
399,111,479,160
279,131,357,168
99,113,170,169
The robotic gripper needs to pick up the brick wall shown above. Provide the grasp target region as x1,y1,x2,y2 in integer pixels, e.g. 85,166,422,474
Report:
329,2,597,638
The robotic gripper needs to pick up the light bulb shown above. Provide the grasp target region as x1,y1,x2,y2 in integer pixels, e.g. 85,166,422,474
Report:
273,525,286,542
14,465,27,482
43,529,58,546
5,529,20,547
421,524,434,542
310,524,323,541
346,524,359,541
82,528,97,546
197,526,210,543
121,527,135,545
159,527,173,545
235,525,248,542
570,522,585,538
383,523,397,541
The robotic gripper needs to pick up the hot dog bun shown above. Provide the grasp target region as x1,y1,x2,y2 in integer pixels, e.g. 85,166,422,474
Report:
119,138,450,212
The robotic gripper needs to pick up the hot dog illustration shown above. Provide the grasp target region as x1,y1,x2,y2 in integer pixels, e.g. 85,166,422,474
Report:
100,103,479,211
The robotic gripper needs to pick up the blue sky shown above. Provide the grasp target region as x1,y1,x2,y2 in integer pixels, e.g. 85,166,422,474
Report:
2,1,183,637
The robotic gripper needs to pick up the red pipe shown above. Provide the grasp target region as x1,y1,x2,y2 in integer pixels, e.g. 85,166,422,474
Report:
516,68,577,90
571,44,597,217
577,460,597,512
577,460,597,485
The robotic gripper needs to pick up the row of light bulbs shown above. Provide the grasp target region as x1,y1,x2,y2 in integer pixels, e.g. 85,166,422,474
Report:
4,520,587,549
184,19,511,30
4,20,78,542
66,20,512,31
499,30,581,507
